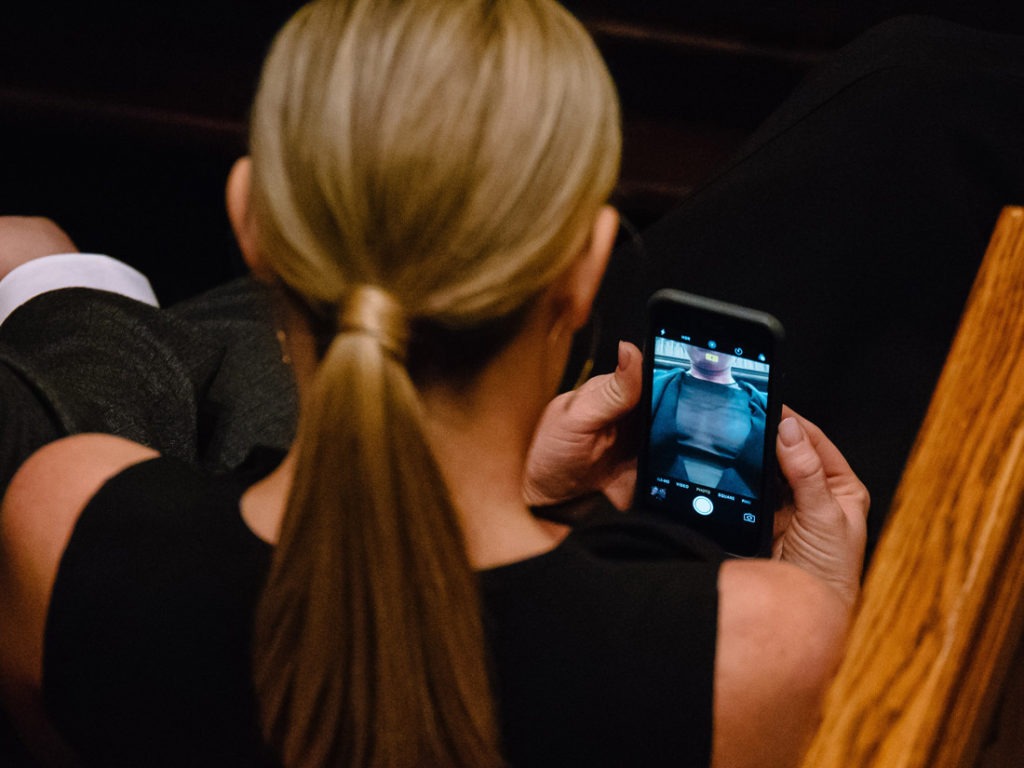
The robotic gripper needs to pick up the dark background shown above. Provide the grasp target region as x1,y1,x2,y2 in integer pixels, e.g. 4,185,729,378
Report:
3,2,1024,303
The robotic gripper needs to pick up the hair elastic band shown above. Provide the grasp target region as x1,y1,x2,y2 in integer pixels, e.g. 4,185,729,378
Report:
336,285,409,361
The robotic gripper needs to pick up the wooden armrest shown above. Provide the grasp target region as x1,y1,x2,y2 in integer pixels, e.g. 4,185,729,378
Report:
801,206,1024,768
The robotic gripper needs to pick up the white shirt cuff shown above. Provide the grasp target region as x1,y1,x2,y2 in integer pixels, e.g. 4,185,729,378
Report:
0,253,159,325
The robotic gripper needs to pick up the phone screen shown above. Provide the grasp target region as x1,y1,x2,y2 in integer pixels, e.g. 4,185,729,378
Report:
637,291,782,556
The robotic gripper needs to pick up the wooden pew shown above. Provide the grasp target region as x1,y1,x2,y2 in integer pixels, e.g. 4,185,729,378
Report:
801,206,1024,767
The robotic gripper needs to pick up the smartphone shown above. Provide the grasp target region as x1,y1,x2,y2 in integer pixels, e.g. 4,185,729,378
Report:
635,289,784,557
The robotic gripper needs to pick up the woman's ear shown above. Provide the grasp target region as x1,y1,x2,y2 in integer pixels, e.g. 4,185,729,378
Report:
226,157,276,283
564,205,619,330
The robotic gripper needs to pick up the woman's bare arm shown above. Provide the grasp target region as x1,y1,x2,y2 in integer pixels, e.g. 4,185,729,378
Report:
0,434,157,764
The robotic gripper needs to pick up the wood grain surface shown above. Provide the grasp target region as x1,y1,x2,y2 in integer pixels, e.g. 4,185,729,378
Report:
800,207,1024,768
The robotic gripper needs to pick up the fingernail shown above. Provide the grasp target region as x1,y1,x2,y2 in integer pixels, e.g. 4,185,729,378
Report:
616,340,628,370
778,417,802,447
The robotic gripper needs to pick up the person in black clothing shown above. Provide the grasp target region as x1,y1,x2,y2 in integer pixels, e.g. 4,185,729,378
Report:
0,1,867,767
0,217,297,493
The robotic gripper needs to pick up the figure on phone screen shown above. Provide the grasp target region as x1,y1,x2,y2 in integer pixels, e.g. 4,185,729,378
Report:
650,344,767,497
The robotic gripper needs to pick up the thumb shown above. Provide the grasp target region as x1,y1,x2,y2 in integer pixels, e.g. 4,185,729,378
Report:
776,416,834,512
585,340,643,417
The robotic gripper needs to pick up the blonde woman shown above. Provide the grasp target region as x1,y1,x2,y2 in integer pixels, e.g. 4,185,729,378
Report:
0,1,866,766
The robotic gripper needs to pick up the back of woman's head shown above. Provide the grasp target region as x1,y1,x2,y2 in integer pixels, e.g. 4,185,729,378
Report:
249,0,619,339
249,1,620,765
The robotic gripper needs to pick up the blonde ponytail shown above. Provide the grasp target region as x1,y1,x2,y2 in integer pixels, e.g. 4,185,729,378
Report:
255,287,500,765
249,0,621,764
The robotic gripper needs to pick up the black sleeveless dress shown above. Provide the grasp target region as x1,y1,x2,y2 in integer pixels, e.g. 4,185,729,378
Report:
43,452,722,767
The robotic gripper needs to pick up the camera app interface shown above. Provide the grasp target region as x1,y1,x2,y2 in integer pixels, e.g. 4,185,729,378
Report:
645,330,771,548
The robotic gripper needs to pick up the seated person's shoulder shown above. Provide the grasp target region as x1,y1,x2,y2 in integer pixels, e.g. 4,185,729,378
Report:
4,434,158,557
0,435,157,684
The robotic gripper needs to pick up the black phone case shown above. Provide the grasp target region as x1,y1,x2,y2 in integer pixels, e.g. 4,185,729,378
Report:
635,289,784,557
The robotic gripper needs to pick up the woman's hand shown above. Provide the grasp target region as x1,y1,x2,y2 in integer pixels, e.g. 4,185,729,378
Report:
523,341,643,509
772,406,870,608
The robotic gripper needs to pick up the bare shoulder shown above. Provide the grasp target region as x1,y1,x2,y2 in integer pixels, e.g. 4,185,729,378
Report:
712,559,851,768
3,434,159,572
0,434,158,687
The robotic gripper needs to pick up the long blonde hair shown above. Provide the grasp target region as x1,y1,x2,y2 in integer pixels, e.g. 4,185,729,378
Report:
249,0,621,765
